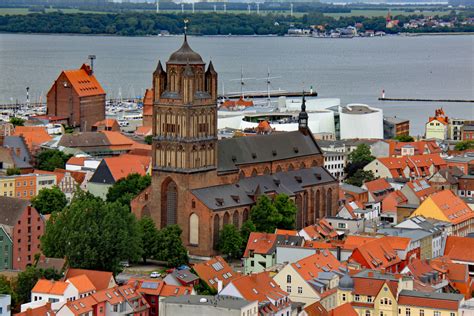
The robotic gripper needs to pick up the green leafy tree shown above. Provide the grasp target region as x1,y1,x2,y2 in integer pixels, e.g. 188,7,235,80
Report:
144,135,153,145
218,224,243,259
138,216,158,263
6,167,21,176
273,194,297,230
106,173,151,207
36,149,72,171
15,266,41,304
250,195,281,233
455,140,474,151
240,220,256,245
394,135,415,142
345,144,376,177
9,117,24,127
346,169,376,187
41,190,142,275
31,186,67,214
155,225,188,267
0,275,15,305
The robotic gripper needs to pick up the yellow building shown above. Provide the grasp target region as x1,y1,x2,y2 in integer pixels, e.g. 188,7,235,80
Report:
410,190,474,237
0,176,15,197
425,109,448,140
398,290,463,316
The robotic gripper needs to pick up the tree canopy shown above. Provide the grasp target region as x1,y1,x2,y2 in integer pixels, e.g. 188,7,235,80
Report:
41,190,142,275
9,117,24,127
31,186,68,214
155,225,189,267
36,149,72,171
345,144,376,178
218,224,244,259
6,167,21,176
106,173,151,207
455,140,474,151
345,169,376,187
138,216,159,263
250,194,297,233
394,135,415,142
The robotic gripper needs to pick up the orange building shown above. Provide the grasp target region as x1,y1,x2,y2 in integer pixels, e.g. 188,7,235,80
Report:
14,174,36,200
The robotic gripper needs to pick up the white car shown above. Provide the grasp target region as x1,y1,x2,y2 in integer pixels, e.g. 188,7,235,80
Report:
150,271,161,278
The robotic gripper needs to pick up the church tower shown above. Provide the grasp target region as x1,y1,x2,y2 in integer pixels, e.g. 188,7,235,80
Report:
150,28,220,246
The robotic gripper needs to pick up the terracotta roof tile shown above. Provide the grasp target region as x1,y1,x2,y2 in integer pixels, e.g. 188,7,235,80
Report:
291,250,344,281
15,304,56,316
349,237,401,270
193,256,241,291
398,291,461,310
61,64,105,98
67,274,96,294
64,295,96,315
32,279,69,295
405,179,437,200
243,232,277,257
65,268,114,291
377,153,446,178
444,236,474,263
423,190,474,225
103,155,150,182
329,303,357,316
93,118,119,128
134,126,152,136
227,272,288,305
304,301,329,316
160,284,193,297
66,157,87,166
13,126,52,152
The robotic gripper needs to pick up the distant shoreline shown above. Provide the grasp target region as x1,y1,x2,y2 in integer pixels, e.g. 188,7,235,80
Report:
1,31,473,38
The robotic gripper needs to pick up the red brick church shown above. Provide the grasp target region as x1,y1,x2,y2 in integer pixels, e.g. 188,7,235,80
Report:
132,35,339,257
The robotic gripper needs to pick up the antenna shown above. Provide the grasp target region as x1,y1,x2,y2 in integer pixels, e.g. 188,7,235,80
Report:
88,55,96,74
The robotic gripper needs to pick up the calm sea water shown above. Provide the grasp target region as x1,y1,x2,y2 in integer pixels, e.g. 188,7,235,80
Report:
0,33,472,135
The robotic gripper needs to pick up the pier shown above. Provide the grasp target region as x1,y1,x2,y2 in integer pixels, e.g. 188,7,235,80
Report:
221,91,318,99
379,97,474,103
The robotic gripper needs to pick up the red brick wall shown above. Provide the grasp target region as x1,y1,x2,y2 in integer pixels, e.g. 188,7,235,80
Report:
12,206,45,270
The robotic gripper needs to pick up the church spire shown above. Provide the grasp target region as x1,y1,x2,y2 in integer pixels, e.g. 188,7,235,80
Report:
298,91,309,133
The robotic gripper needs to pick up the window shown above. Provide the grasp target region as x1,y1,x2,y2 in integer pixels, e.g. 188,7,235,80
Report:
338,223,347,229
434,312,440,316
450,313,455,316
419,310,424,316
365,311,370,316
286,275,291,283
286,286,291,293
406,308,410,316
355,294,360,301
342,293,346,301
298,287,302,294
367,296,372,303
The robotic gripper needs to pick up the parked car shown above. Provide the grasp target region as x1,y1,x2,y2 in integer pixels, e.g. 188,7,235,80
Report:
120,261,130,268
150,271,161,278
177,265,190,271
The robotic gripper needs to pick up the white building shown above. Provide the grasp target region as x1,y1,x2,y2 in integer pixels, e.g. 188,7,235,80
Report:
339,104,383,140
323,151,347,181
0,295,10,316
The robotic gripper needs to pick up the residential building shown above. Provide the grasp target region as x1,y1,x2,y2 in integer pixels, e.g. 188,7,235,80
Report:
444,236,474,276
395,215,445,258
387,140,440,157
383,116,410,139
35,173,57,195
448,118,474,141
128,278,193,316
0,225,12,270
64,268,116,291
46,63,106,132
272,250,345,305
219,272,292,316
0,295,10,316
87,154,151,199
462,124,474,141
459,175,474,198
348,236,402,272
410,190,474,237
401,258,449,293
0,176,15,198
363,178,394,204
163,268,199,287
425,108,449,140
431,256,474,298
364,153,447,180
323,151,347,181
159,295,258,316
2,135,33,171
378,227,432,260
428,167,463,192
298,219,339,241
444,155,474,176
243,232,304,274
325,217,365,235
381,190,408,222
399,179,437,206
0,122,14,137
193,256,240,292
91,118,120,132
337,200,378,221
65,157,101,172
14,174,36,200
13,126,52,155
16,302,55,316
31,279,80,303
398,290,464,316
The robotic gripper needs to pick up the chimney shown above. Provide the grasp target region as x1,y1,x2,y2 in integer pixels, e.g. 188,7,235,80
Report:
368,271,374,277
217,280,223,293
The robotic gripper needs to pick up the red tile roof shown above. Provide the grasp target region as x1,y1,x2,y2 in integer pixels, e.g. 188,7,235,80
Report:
387,140,441,157
329,303,357,316
304,301,329,316
398,292,460,310
13,126,52,152
160,284,193,297
343,235,377,250
103,155,150,182
300,219,339,240
353,276,398,297
134,126,152,136
382,190,408,213
66,156,87,166
376,154,446,178
193,256,241,291
349,237,401,270
92,118,119,128
291,250,344,281
405,179,437,201
32,279,69,295
67,274,96,294
64,268,114,291
64,295,96,316
444,236,474,263
15,304,56,316
243,232,277,257
363,178,393,202
427,190,474,225
62,64,105,98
